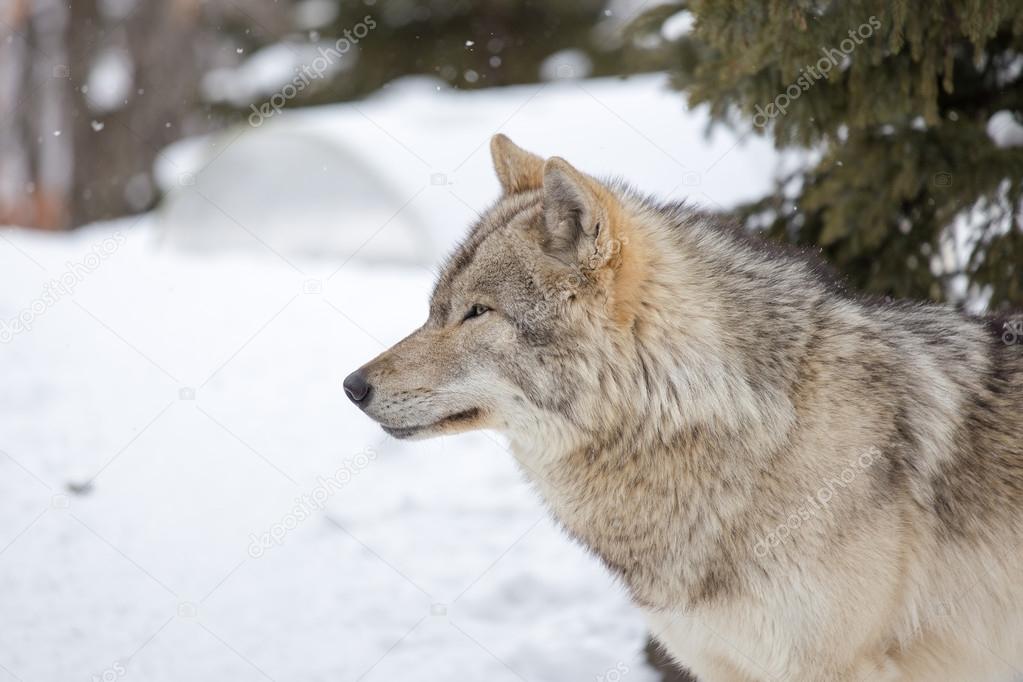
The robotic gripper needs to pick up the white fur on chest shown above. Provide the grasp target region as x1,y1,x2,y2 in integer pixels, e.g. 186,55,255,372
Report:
644,604,789,681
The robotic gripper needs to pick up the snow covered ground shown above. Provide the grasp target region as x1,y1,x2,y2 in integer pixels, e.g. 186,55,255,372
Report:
0,75,782,682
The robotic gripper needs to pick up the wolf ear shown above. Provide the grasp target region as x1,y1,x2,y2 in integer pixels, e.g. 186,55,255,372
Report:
490,134,544,194
541,157,615,267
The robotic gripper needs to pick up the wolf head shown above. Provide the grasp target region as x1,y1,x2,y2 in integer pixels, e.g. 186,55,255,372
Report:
343,135,653,446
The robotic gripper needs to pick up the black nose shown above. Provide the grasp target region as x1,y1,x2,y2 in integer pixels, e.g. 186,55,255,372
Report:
343,370,372,404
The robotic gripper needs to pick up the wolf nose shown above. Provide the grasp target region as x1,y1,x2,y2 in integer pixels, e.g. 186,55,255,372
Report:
343,370,372,405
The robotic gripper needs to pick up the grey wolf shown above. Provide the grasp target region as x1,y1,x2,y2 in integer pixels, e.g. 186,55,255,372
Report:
344,134,1023,681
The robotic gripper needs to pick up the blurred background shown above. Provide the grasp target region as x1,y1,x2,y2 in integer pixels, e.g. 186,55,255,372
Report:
1,1,1021,681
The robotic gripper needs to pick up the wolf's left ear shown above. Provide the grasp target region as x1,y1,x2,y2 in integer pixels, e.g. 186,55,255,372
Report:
541,157,620,268
490,134,544,194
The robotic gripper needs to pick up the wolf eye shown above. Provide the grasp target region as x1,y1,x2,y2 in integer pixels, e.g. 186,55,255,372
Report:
462,304,491,322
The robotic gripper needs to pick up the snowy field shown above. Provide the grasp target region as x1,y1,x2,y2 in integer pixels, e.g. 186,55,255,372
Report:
0,75,780,682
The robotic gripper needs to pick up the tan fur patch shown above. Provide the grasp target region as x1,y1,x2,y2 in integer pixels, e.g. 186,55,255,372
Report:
600,190,648,329
432,407,490,435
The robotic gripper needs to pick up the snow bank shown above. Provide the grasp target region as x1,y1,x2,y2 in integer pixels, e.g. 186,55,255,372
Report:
156,73,782,265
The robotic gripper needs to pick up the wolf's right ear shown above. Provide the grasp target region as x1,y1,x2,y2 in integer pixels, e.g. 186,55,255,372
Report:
490,134,544,195
539,156,628,273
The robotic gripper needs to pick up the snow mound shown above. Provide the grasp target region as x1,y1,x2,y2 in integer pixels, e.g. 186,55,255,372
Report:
157,128,430,265
155,73,783,265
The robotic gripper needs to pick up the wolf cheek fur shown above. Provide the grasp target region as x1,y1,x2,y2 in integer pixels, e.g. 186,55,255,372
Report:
345,135,1023,682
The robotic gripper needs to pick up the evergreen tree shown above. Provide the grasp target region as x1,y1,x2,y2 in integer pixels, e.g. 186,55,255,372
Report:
632,1,1023,309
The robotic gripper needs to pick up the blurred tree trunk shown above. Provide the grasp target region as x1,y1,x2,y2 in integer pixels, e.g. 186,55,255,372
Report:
0,0,71,229
0,0,33,226
66,0,104,228
32,0,71,229
67,0,207,228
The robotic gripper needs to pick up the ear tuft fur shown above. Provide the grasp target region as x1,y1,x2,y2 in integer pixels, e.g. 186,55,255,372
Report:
542,157,607,265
